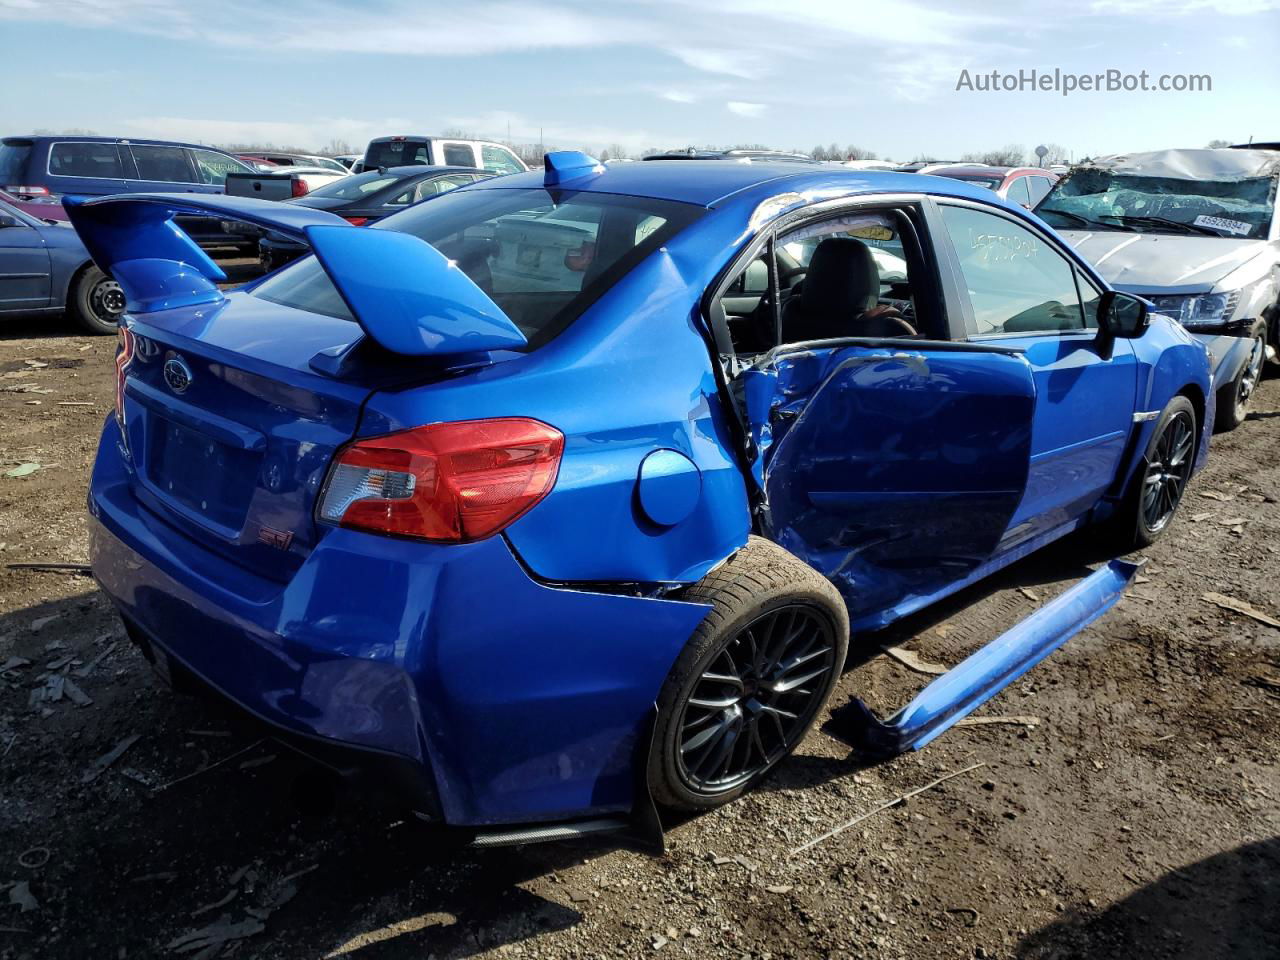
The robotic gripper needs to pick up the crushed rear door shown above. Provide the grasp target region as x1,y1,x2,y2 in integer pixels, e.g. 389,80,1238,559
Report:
740,341,1037,627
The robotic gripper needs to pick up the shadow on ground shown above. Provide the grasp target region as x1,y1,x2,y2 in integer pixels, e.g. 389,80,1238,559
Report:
0,586,639,957
1017,837,1280,959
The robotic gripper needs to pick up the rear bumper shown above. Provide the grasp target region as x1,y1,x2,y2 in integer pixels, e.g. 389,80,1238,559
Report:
89,416,708,826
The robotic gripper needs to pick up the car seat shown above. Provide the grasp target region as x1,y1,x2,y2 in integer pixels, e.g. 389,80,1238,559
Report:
781,237,916,341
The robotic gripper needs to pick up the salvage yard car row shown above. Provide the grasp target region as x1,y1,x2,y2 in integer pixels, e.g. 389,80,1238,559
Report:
1,128,1277,846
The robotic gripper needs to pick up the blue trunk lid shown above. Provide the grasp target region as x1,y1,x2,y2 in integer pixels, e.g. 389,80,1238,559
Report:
119,293,372,582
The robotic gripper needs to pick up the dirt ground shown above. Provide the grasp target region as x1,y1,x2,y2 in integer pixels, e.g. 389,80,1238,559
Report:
0,283,1277,959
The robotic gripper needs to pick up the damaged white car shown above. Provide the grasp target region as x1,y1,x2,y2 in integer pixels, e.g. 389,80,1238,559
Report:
1037,148,1278,430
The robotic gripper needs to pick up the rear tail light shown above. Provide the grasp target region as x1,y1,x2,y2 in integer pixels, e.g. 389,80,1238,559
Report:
317,418,563,542
342,216,368,226
564,240,596,272
4,185,50,198
114,324,134,425
290,178,309,198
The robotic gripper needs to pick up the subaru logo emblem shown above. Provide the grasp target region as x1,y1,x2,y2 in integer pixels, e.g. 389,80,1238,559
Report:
163,356,193,394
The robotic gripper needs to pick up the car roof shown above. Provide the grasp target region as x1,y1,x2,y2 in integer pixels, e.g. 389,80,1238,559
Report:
3,134,234,152
367,135,509,147
465,160,1004,207
373,165,486,177
927,165,1055,178
925,165,1009,176
642,149,815,163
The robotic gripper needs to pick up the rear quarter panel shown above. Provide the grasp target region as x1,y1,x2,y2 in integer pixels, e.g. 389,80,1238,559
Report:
358,204,758,586
38,223,94,307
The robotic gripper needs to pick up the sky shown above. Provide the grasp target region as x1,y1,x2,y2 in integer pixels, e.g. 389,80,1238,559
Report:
1,0,1277,161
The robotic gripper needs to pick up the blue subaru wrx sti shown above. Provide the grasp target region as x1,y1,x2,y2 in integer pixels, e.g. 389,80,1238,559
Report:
69,153,1212,844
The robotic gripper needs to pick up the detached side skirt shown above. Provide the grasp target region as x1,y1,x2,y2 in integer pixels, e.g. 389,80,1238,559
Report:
831,560,1140,756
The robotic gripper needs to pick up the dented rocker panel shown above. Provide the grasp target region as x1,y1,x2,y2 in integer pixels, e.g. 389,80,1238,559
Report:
832,560,1140,755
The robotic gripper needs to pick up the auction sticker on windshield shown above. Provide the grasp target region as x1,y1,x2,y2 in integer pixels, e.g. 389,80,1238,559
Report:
1193,214,1253,237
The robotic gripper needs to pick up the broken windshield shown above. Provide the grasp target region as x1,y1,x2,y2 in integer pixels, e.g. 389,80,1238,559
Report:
1035,169,1275,239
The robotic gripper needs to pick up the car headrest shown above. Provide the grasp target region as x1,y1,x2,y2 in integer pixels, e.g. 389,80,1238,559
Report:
801,237,881,316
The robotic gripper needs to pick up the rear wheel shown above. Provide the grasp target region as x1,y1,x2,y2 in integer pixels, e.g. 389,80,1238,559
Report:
648,537,848,811
1107,396,1197,551
68,265,125,335
1214,322,1266,432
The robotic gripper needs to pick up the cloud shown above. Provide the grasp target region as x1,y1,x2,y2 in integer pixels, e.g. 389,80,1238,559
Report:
1089,0,1279,12
7,0,1276,122
667,46,763,79
726,101,766,117
0,0,649,54
117,115,414,150
443,109,683,154
0,0,1001,80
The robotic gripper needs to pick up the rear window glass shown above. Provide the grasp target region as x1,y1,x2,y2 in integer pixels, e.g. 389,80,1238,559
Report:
306,172,401,200
251,188,702,347
365,139,431,167
49,142,125,179
0,141,32,182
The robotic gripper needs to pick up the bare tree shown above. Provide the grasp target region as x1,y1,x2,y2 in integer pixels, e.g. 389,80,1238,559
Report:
960,144,1027,166
321,138,354,157
843,144,878,160
1206,138,1231,149
811,144,828,161
32,127,100,136
1037,142,1071,166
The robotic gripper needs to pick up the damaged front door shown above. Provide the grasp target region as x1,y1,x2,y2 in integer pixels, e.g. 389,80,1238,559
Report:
741,341,1036,629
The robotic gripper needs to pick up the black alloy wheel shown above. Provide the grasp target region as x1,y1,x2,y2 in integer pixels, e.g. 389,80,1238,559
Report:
676,604,837,795
1140,407,1195,534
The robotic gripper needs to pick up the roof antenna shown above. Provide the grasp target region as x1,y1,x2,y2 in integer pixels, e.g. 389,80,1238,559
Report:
543,151,605,188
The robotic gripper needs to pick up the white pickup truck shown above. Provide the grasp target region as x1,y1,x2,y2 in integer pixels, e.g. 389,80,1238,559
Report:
355,136,528,176
223,166,348,201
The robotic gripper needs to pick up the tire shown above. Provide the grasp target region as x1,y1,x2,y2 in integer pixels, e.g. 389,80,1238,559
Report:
1267,305,1279,368
68,265,125,335
1107,395,1197,551
1213,322,1266,432
648,536,849,812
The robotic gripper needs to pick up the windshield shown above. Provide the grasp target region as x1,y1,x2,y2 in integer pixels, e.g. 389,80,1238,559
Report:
305,171,401,200
252,187,702,347
946,174,1003,191
306,157,348,173
1036,170,1276,238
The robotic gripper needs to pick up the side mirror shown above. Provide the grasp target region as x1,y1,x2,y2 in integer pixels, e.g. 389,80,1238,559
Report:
1095,290,1150,359
1098,291,1150,338
0,214,20,228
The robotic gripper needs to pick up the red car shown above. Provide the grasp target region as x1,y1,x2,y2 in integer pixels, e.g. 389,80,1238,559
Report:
0,187,68,222
925,165,1059,209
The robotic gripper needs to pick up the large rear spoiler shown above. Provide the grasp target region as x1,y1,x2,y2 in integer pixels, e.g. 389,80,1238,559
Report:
64,193,527,357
